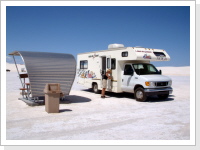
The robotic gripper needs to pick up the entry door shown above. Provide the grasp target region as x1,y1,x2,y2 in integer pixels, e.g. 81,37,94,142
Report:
101,56,106,76
100,56,112,90
121,64,134,92
106,55,112,90
101,55,111,75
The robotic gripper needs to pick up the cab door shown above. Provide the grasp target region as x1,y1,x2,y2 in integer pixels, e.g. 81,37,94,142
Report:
121,64,134,92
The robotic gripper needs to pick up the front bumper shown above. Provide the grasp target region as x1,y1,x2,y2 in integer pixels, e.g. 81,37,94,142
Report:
144,87,173,96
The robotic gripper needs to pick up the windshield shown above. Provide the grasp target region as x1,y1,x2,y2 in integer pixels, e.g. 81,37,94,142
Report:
132,64,160,75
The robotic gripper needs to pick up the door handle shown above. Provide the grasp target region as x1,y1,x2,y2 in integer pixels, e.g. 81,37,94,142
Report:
135,77,138,79
122,79,124,82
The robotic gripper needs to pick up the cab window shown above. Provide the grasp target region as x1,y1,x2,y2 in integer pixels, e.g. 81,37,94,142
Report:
124,64,133,75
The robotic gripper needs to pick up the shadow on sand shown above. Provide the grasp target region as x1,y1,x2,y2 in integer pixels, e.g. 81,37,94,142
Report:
59,109,72,113
60,95,91,104
146,96,174,103
82,89,174,103
82,89,135,99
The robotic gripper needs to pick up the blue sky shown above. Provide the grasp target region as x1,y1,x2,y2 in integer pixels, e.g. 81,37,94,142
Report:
6,6,190,67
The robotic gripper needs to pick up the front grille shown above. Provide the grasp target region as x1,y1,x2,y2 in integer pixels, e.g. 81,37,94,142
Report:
155,82,168,86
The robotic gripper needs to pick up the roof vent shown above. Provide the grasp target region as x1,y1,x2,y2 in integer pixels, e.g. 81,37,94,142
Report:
108,44,124,49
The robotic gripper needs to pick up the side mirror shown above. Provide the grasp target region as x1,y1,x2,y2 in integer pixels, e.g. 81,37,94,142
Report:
131,71,134,76
159,70,162,75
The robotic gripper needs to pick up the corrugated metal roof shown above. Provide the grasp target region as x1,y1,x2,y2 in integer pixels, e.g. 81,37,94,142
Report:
9,51,76,98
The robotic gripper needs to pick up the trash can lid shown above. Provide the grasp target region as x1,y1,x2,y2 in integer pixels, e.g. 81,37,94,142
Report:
44,83,62,94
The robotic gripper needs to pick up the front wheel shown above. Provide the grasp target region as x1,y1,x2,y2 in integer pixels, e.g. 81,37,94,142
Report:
134,87,147,102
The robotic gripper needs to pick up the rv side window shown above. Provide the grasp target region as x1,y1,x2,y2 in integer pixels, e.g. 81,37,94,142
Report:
122,52,128,57
107,58,110,69
107,58,116,69
111,59,116,69
80,60,88,69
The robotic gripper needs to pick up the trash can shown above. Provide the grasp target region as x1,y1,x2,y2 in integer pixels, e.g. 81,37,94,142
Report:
44,83,61,113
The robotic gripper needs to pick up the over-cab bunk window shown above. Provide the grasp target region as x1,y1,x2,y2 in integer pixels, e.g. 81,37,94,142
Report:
80,60,88,69
153,52,166,57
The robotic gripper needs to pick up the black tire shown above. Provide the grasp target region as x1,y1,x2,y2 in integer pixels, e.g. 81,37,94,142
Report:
92,83,100,94
157,94,169,100
134,87,147,102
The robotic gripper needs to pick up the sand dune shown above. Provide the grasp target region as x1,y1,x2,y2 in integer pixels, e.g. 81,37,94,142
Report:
157,66,190,76
6,63,26,73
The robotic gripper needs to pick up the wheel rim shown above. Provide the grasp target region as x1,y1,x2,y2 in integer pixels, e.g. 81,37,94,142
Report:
136,90,143,99
93,84,98,92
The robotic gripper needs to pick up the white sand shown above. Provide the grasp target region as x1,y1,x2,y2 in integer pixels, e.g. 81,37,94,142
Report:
5,65,191,142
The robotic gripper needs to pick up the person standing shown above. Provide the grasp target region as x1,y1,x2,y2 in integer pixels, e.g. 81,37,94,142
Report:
101,69,112,98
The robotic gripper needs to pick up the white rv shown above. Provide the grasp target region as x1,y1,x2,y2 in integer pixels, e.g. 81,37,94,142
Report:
77,44,173,102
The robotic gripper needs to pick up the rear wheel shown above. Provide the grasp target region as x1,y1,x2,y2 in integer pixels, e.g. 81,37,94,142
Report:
134,87,147,102
92,83,100,94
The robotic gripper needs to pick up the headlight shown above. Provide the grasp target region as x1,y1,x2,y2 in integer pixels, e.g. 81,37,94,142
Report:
168,80,172,86
150,82,155,87
145,82,155,87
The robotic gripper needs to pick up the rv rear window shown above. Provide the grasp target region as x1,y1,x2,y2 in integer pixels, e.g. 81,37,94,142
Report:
80,60,88,69
122,52,128,57
153,52,166,57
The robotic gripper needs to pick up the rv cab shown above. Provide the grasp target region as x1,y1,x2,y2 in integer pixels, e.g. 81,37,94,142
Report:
121,63,172,101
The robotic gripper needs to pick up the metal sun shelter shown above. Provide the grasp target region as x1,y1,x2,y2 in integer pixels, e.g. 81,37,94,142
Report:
9,51,76,103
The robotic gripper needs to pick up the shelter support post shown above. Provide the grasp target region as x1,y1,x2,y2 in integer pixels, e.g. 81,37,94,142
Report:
13,55,23,88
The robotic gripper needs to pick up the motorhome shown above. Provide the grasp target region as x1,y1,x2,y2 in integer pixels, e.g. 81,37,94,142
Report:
77,44,173,102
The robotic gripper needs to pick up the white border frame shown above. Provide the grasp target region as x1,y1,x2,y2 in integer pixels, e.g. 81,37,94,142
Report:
1,0,196,146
